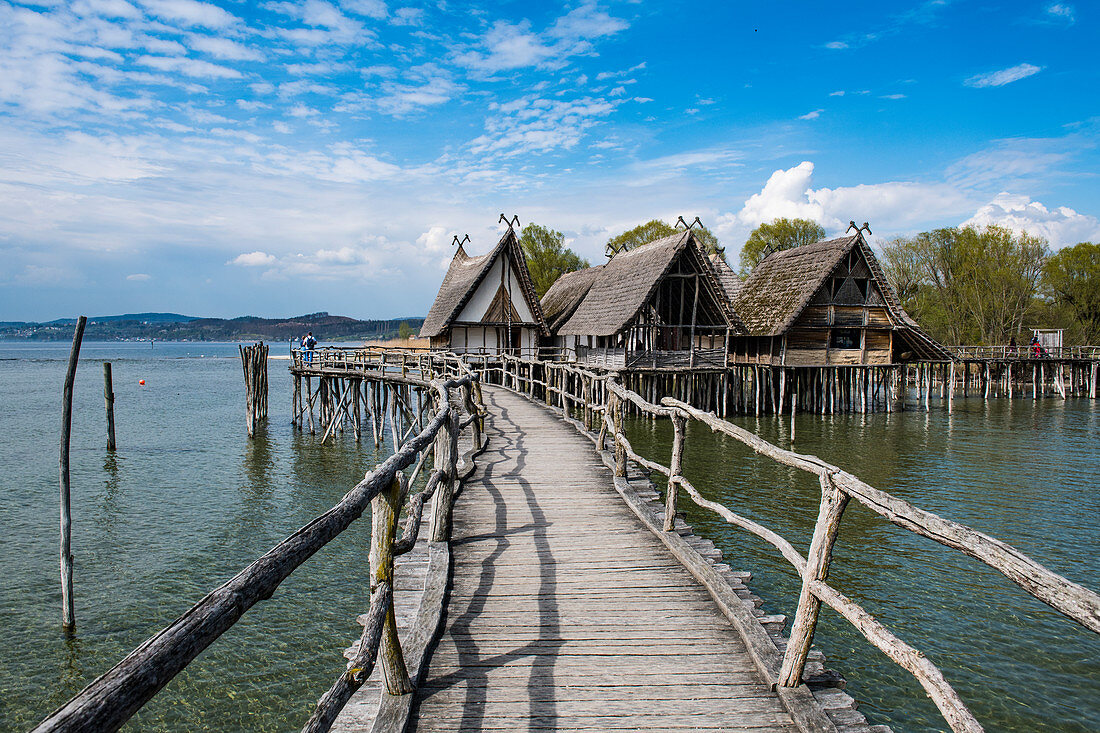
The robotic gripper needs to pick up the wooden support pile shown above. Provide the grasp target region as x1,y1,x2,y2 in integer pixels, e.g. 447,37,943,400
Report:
239,342,269,437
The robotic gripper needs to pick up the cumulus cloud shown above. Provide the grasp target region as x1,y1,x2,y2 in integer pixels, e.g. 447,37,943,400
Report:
1044,3,1075,23
467,95,619,157
416,226,451,254
962,192,1100,247
230,251,278,266
728,161,975,235
140,0,239,28
126,272,151,280
964,63,1041,88
798,109,822,120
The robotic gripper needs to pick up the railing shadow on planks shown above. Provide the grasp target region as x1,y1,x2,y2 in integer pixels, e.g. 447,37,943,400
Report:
485,352,1100,733
31,353,488,733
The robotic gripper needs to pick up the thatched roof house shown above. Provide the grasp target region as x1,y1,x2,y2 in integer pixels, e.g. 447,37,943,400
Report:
731,232,948,365
541,230,741,368
421,227,547,356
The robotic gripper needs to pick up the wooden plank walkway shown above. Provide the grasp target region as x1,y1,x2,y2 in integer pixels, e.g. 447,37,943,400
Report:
407,387,799,732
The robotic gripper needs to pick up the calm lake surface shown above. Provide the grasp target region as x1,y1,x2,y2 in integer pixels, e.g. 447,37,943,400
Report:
1,341,1097,732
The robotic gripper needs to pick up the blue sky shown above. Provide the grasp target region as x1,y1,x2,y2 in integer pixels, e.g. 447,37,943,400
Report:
1,0,1097,321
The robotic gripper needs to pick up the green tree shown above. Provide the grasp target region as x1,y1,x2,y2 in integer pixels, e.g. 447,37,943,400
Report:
1043,241,1100,343
739,218,826,276
605,219,725,260
518,223,589,297
881,225,1048,345
398,321,412,340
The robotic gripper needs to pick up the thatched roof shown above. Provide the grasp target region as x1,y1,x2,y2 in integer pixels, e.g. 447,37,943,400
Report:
420,228,547,338
709,253,742,303
733,232,949,359
735,235,857,336
556,231,740,337
540,264,603,332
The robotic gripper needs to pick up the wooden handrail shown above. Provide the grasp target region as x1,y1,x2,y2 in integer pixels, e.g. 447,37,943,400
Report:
492,354,1100,733
34,360,485,733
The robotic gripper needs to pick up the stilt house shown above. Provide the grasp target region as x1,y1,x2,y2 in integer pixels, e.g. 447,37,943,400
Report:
420,228,547,356
730,232,948,365
541,230,741,368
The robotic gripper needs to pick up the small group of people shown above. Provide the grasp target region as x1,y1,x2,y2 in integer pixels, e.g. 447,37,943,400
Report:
1009,335,1048,358
300,331,317,362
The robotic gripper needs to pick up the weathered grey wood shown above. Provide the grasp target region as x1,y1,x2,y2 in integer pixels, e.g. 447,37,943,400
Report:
409,387,807,733
664,412,686,531
779,473,849,688
59,314,86,631
371,474,413,695
32,376,474,733
103,361,116,451
302,581,391,733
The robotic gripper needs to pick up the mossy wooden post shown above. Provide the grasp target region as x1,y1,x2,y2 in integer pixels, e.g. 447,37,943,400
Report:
430,390,459,542
779,471,849,687
664,411,686,532
612,393,627,478
103,362,116,451
59,315,87,631
370,474,413,695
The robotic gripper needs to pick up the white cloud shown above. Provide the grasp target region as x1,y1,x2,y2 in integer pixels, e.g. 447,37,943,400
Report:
829,90,845,97
467,95,619,157
964,63,1042,88
1044,3,1075,23
798,109,822,120
729,161,975,236
126,272,151,280
230,251,278,266
392,7,422,26
137,54,242,78
416,226,450,254
340,0,387,19
880,93,906,100
962,192,1100,247
454,3,627,73
825,41,848,49
188,35,263,61
139,0,239,28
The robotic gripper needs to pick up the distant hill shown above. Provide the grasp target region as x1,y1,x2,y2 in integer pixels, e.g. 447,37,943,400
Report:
0,312,424,342
46,313,198,325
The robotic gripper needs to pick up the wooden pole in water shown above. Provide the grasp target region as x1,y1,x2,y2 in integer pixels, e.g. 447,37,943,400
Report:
59,315,87,631
103,362,116,451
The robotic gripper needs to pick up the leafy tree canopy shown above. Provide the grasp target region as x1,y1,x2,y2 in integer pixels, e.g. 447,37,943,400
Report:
518,223,589,298
739,218,825,276
1043,241,1100,343
605,219,725,260
398,321,412,340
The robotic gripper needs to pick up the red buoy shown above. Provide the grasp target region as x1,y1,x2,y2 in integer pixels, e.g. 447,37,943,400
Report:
139,379,146,385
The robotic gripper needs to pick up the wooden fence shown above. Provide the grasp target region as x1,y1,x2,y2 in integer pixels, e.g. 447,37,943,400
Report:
32,354,487,733
490,353,1100,733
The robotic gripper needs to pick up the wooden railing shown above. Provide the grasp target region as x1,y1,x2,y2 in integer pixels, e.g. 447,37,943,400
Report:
492,353,1100,733
950,344,1100,360
33,357,487,733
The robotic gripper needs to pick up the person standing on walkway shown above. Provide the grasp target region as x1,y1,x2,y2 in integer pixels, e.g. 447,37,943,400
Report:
304,331,317,363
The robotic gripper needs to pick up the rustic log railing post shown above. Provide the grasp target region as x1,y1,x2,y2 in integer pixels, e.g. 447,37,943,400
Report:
612,392,627,478
370,474,413,695
103,361,116,451
59,315,87,631
779,470,849,687
430,388,460,542
664,411,686,532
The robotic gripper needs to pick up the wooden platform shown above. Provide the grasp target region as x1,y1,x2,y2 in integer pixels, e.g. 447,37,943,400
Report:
407,388,799,732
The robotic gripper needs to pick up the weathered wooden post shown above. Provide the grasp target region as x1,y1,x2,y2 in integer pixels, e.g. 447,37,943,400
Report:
59,315,87,631
103,362,116,451
239,342,269,437
612,393,627,478
778,471,849,687
370,474,413,694
664,411,686,532
430,388,460,542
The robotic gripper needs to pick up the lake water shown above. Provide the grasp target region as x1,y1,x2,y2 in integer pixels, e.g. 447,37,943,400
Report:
625,393,1100,733
1,341,1097,732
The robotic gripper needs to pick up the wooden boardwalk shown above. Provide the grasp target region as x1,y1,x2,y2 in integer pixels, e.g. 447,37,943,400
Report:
406,387,798,732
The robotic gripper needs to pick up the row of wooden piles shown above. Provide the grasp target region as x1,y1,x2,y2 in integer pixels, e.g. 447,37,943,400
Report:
239,343,269,437
291,374,428,448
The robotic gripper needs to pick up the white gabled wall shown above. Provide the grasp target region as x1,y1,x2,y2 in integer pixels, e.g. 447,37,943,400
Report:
455,253,536,323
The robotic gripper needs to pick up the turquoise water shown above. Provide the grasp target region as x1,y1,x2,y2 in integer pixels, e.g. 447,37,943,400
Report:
625,395,1100,732
2,342,1097,732
0,342,391,731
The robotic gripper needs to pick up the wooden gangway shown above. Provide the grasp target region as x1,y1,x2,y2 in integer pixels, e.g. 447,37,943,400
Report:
402,387,805,732
33,348,1100,733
